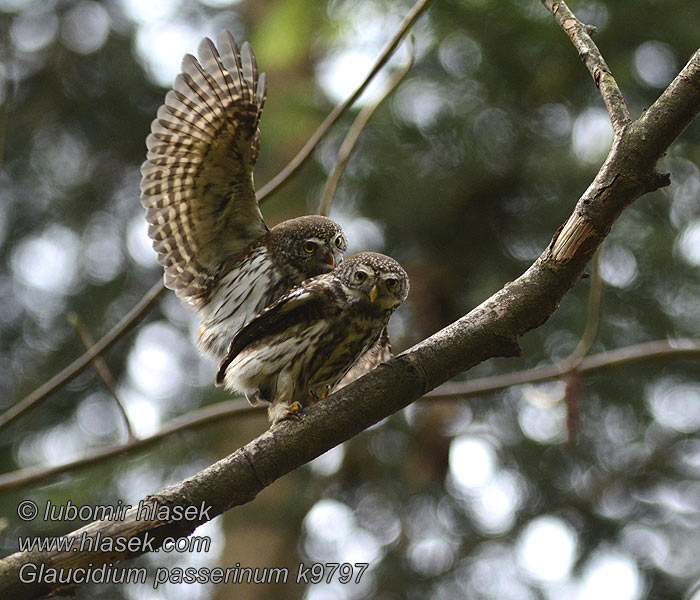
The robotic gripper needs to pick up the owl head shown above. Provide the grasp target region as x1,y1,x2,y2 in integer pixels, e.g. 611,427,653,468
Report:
268,216,347,278
336,252,409,311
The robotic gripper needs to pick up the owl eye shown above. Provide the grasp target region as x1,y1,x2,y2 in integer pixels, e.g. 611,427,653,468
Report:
303,242,316,254
386,278,399,289
334,236,344,249
354,271,367,282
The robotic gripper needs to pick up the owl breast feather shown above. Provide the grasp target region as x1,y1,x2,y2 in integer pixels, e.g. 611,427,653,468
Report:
220,309,384,409
196,246,284,359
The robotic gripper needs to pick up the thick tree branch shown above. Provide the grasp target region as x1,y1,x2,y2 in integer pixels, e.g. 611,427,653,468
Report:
2,41,700,597
636,49,700,161
1,338,698,492
550,48,700,267
541,0,631,133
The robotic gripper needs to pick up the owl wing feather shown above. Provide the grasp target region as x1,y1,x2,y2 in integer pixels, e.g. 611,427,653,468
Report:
333,327,393,390
140,31,268,303
215,279,332,385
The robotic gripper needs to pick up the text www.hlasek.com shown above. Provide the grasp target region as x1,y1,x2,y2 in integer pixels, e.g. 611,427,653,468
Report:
17,531,209,554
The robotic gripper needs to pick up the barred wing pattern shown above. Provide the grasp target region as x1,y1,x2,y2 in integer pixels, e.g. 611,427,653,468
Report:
140,31,268,304
333,327,393,390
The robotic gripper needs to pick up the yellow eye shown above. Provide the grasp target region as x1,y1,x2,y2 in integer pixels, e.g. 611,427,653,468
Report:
335,236,344,249
386,278,398,289
354,271,367,282
303,242,315,254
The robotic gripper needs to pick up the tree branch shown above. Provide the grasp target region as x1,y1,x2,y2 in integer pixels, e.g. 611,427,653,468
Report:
559,249,602,441
541,0,631,133
3,40,700,597
0,280,166,433
427,338,700,399
1,338,698,494
319,37,415,216
560,248,603,371
256,0,434,202
0,400,260,492
67,313,136,442
636,48,700,161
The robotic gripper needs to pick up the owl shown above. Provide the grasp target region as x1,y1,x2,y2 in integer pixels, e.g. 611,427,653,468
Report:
216,252,409,425
140,31,347,359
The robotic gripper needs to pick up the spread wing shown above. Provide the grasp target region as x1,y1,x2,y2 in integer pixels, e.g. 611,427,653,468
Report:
140,31,268,303
215,279,332,385
333,327,393,390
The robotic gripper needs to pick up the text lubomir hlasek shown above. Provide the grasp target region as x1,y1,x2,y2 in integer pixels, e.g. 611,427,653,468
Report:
42,499,212,522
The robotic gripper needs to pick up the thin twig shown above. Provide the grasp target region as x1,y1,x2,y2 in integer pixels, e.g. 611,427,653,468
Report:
0,280,166,432
0,106,6,168
256,0,434,202
68,313,137,442
563,371,581,445
427,338,700,399
557,250,603,443
541,0,631,133
319,37,415,216
560,248,603,370
0,400,260,492
2,338,699,491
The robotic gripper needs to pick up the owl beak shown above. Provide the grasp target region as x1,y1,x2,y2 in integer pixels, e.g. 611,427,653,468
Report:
324,252,335,269
369,284,378,303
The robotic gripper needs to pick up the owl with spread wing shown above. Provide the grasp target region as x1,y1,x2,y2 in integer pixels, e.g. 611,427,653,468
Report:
216,252,409,425
140,31,347,359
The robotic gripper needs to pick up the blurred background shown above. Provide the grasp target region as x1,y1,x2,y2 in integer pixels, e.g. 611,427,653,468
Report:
1,0,700,598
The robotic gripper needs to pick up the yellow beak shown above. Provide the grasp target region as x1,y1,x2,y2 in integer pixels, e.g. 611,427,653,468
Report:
369,285,378,303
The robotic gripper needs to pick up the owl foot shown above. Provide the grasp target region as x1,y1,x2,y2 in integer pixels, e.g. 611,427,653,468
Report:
268,401,304,425
309,385,332,405
284,401,304,419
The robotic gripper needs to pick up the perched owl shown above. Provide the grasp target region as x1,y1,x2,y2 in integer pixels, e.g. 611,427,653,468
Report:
140,31,347,359
216,252,409,425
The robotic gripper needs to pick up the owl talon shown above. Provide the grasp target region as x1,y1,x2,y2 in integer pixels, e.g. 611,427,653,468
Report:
284,401,304,419
309,385,332,404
